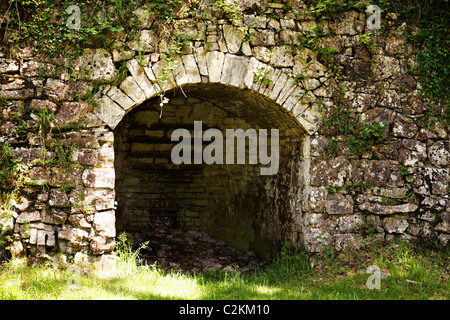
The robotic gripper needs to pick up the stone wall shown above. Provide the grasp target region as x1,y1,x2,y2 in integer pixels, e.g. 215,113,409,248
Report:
0,1,448,265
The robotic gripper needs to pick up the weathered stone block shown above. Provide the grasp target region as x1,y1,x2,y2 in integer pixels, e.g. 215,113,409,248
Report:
243,14,267,28
94,95,126,130
21,60,55,77
392,114,418,138
98,147,115,165
16,211,41,224
428,141,449,168
303,187,326,213
2,78,27,90
112,43,135,63
182,54,201,83
69,214,91,229
173,55,189,86
249,29,275,46
371,55,400,81
26,167,51,186
49,166,83,188
126,59,159,99
336,214,365,233
82,168,115,189
269,46,294,67
331,11,361,35
45,79,93,102
42,209,68,225
243,57,262,89
351,160,391,187
119,76,146,105
72,148,99,166
53,102,92,130
127,29,157,52
58,228,89,244
223,25,245,54
0,88,35,100
37,230,55,246
267,71,289,101
151,60,177,91
72,49,116,81
206,51,225,83
304,213,337,231
28,228,38,245
379,90,402,109
325,193,353,215
29,99,58,113
83,188,115,211
383,217,409,234
335,234,363,251
103,86,134,113
359,202,418,215
335,54,370,81
376,187,408,199
399,139,427,166
93,210,116,238
49,189,70,208
0,59,19,73
310,156,349,187
302,227,333,253
293,48,326,78
193,47,209,76
221,54,250,88
433,170,450,196
252,46,271,63
90,236,115,255
0,121,15,135
438,234,450,246
90,254,116,274
13,196,31,212
241,41,252,56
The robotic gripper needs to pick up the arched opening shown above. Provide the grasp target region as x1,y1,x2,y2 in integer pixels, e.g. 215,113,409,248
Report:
113,83,306,270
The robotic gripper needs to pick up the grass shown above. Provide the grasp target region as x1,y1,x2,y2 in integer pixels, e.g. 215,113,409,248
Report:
0,240,448,300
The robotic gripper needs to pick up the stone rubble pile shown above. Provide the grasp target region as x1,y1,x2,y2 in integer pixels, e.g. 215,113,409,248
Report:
129,217,261,274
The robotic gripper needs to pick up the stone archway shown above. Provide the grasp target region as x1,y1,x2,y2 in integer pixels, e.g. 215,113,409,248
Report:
94,52,314,259
112,83,307,258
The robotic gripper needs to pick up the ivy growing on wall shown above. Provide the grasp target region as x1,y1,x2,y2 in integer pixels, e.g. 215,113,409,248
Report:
373,0,449,126
0,0,138,58
310,0,449,158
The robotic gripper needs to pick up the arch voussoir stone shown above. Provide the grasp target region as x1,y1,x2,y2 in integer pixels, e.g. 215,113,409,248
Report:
94,94,125,130
104,86,135,112
119,76,147,105
126,58,160,99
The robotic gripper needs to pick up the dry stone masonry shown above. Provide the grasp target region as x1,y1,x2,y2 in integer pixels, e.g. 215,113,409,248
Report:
0,1,448,269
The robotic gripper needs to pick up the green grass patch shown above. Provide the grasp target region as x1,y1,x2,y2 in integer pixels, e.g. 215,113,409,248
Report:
0,240,448,300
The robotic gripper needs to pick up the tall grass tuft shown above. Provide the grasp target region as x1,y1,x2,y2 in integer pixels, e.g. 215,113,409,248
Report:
262,242,311,282
114,232,149,277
